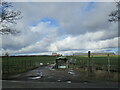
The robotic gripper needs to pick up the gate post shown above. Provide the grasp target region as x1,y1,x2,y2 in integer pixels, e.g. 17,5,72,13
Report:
88,51,92,77
107,53,110,80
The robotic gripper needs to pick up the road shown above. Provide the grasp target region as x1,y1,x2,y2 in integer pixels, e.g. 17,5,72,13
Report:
2,65,119,88
2,80,119,88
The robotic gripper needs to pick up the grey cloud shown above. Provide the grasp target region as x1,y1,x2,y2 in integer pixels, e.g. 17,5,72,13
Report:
48,31,119,51
1,2,118,55
2,21,62,52
14,2,117,36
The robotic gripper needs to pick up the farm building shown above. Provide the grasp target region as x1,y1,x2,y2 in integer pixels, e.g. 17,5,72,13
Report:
52,53,57,56
55,56,68,69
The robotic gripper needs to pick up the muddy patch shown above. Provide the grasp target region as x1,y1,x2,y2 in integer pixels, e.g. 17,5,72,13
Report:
9,65,86,83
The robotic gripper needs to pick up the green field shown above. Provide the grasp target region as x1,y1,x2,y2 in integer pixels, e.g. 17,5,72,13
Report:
1,55,119,79
68,55,119,65
68,55,118,66
2,56,56,78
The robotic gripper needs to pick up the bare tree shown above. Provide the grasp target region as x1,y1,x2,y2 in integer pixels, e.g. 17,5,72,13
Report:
0,1,22,35
108,1,120,22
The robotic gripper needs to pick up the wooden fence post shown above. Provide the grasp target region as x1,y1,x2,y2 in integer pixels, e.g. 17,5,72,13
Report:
88,51,93,77
107,53,110,80
25,59,27,70
7,56,9,74
91,55,94,72
56,59,58,69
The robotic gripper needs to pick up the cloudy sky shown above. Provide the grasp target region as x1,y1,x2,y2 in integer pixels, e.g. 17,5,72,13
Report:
1,2,119,55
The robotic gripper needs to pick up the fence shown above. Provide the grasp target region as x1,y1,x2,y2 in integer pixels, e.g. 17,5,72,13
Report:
69,54,119,72
2,54,119,81
2,56,55,78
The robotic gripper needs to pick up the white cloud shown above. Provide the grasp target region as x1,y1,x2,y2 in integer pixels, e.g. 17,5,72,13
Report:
48,31,119,51
13,2,117,36
1,2,119,55
1,20,63,55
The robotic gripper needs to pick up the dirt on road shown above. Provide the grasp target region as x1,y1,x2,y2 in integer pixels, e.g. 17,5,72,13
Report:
2,65,119,88
8,65,88,83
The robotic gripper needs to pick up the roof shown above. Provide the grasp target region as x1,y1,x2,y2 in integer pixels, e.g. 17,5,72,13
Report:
56,56,67,60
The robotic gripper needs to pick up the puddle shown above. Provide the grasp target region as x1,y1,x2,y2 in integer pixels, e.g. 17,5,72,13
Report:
37,72,43,75
67,80,71,83
68,70,75,75
50,68,55,71
28,76,41,80
68,71,75,75
57,80,61,82
28,73,45,80
28,71,44,80
40,63,43,65
47,63,49,65
47,66,55,70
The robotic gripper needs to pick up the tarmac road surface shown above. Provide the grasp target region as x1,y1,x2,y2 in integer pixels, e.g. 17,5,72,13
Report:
2,80,119,88
2,65,119,88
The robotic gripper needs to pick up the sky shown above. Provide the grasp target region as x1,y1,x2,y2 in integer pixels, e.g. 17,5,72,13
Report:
0,2,120,55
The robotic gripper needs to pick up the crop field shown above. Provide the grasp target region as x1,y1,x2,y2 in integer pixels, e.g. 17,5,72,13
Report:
1,55,119,80
68,55,119,65
2,56,56,78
